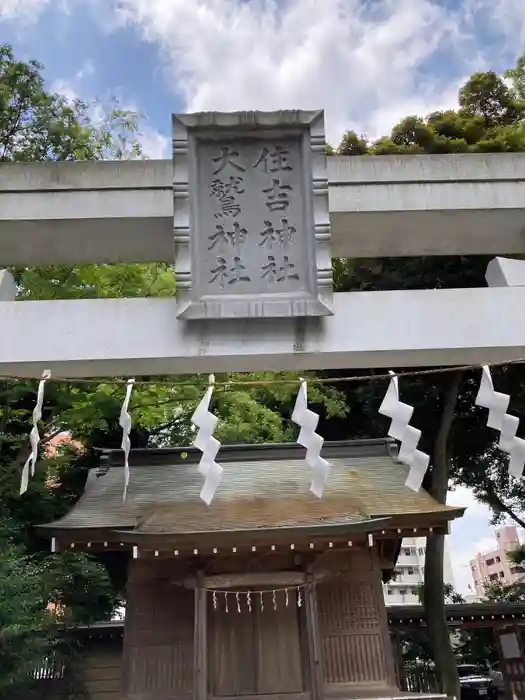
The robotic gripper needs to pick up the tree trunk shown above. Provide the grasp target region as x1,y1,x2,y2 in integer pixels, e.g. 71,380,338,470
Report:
423,371,463,699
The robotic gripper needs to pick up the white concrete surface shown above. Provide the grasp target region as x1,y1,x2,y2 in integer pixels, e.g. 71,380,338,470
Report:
485,256,525,287
1,286,525,377
0,270,16,300
2,153,525,265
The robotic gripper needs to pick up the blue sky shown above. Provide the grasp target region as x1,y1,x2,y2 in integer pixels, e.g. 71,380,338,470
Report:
3,0,525,155
2,0,525,589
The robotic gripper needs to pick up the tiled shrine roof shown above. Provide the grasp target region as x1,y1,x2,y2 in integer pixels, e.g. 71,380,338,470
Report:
38,439,463,537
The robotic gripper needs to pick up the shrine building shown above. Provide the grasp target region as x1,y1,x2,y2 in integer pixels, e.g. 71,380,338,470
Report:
37,438,463,700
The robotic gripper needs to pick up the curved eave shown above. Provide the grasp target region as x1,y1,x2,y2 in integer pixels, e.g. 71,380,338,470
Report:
113,516,393,547
381,506,466,524
34,524,135,539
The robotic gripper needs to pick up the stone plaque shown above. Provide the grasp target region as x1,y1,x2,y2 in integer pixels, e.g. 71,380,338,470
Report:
173,110,333,319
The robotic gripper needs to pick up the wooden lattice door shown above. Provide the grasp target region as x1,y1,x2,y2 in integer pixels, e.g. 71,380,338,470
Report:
316,575,394,689
208,589,304,697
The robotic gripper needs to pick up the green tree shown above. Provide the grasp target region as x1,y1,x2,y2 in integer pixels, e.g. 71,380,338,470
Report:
507,543,525,567
0,42,349,692
0,44,144,162
0,42,158,692
6,39,525,699
0,520,118,699
482,579,525,603
326,53,525,698
415,581,465,605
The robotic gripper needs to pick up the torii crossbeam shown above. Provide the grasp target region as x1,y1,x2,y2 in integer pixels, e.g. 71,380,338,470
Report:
0,287,524,377
1,109,525,378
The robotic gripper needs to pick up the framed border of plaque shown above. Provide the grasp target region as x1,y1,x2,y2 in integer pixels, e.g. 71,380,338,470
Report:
172,110,333,320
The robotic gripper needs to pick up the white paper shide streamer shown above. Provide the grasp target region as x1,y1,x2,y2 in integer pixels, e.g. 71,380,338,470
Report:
191,374,223,505
120,378,135,501
475,365,525,479
20,369,52,495
291,379,330,498
379,372,430,492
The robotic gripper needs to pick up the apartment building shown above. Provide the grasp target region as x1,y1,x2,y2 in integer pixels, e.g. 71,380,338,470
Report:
469,525,523,597
383,536,455,605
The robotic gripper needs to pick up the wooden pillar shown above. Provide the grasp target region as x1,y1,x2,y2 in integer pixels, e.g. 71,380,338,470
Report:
194,571,208,700
390,629,406,690
305,572,324,700
122,559,194,700
369,541,398,689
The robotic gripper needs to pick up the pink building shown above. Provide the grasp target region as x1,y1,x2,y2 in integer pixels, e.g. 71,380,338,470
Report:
470,525,524,596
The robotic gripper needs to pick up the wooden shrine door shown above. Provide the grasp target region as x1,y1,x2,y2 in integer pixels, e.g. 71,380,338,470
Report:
208,589,305,698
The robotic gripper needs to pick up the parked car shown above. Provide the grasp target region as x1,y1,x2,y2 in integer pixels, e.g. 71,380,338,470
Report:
457,664,499,700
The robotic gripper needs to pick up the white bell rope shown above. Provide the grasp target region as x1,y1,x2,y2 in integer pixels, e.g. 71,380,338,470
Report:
191,374,223,505
475,365,525,479
291,379,330,498
379,372,430,491
120,378,135,502
20,369,51,495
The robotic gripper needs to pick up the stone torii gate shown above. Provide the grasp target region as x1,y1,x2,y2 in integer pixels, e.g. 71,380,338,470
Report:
1,109,525,378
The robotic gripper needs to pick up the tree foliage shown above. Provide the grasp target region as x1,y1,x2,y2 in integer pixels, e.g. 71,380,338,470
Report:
0,43,348,692
0,520,118,699
327,53,525,697
4,39,525,695
329,54,525,533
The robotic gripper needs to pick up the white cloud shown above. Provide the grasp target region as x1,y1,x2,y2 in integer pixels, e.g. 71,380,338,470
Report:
468,0,525,55
4,0,525,143
139,128,170,158
472,536,498,555
446,486,525,594
447,486,494,594
76,58,95,81
0,0,49,20
50,78,79,103
112,0,525,144
0,0,73,22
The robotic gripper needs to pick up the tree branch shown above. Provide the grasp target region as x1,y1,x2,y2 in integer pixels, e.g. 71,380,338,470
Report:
482,489,525,530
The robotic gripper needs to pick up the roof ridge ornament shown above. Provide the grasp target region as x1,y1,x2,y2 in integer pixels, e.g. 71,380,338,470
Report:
191,373,223,505
379,371,430,492
291,378,330,498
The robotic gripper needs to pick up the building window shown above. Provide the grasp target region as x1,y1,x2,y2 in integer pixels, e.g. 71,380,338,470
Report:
399,589,406,595
499,571,505,578
489,573,498,581
510,567,523,575
496,556,501,563
486,558,495,566
407,567,415,575
387,589,393,595
403,548,411,556
418,547,425,555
